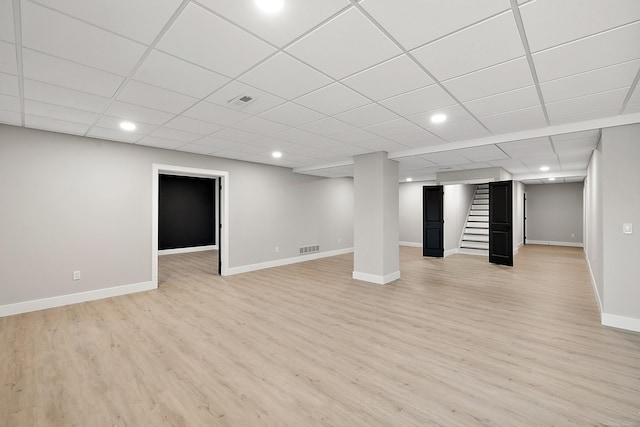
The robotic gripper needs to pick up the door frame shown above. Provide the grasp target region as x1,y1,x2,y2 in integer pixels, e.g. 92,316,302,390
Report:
489,180,513,267
152,164,230,286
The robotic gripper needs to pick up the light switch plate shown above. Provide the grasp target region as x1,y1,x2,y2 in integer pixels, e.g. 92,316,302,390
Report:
623,223,633,234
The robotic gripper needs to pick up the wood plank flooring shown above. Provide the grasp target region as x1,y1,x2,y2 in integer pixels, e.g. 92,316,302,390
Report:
1,246,639,426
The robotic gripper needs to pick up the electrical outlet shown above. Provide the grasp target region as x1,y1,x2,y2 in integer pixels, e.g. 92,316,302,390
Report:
73,271,81,281
275,246,279,253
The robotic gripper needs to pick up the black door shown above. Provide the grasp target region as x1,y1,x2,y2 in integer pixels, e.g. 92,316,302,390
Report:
218,179,222,275
489,180,513,266
423,185,444,257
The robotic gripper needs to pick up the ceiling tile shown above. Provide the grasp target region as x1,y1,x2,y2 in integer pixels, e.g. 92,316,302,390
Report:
133,50,230,98
298,136,344,150
295,83,370,116
552,129,600,142
0,0,14,43
232,116,289,136
341,55,433,101
206,82,286,116
22,1,146,76
0,41,17,75
557,152,592,170
520,0,640,52
212,127,262,143
630,85,640,104
272,128,322,143
117,80,197,114
427,119,490,142
498,137,554,157
551,137,598,156
0,73,19,97
380,85,457,116
334,103,400,128
239,53,332,100
361,0,510,50
300,117,355,136
365,118,424,139
541,60,640,103
549,106,622,126
94,115,157,135
0,110,22,126
164,116,223,135
387,128,441,146
176,143,215,155
465,86,540,117
455,145,510,162
195,136,238,150
442,57,534,102
326,143,369,156
182,101,251,126
332,128,380,143
0,94,20,112
486,158,530,174
23,79,110,113
286,8,401,80
197,0,349,47
105,100,175,126
355,137,406,152
137,135,184,150
420,151,470,166
87,126,143,143
21,49,123,98
533,21,640,82
259,102,324,127
520,155,560,170
411,11,524,81
250,137,297,152
479,106,547,134
546,87,629,122
206,149,251,160
625,101,640,114
24,99,98,124
150,127,201,143
25,115,89,135
34,0,183,45
157,3,275,77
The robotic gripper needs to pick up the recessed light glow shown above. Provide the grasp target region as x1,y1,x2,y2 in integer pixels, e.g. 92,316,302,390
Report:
548,177,556,181
430,113,447,124
406,178,413,182
255,0,284,14
272,151,282,158
540,166,550,172
119,121,136,131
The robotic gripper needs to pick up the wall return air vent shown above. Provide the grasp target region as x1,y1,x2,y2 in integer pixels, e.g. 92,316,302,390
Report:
227,94,256,107
299,245,319,255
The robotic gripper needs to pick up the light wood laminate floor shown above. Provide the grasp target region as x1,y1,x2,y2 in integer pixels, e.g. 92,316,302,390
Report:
1,246,639,426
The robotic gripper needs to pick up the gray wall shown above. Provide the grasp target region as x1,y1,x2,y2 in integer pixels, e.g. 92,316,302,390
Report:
513,181,526,250
0,125,354,305
399,181,427,245
601,124,640,320
525,182,584,245
585,144,603,307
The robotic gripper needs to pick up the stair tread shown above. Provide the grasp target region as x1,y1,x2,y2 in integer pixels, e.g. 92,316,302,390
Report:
461,242,489,249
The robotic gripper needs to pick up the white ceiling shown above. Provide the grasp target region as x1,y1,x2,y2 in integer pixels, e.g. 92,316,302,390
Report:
1,0,639,182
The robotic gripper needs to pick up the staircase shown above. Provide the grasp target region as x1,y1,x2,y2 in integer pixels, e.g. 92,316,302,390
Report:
460,184,489,256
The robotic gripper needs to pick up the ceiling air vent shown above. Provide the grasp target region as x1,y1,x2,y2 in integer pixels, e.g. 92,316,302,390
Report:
227,94,256,107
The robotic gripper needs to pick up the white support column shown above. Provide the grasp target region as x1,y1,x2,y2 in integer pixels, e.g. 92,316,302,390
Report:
352,152,400,285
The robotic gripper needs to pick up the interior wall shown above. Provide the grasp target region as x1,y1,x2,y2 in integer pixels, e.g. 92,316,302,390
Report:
398,181,431,245
512,181,526,251
601,124,640,324
0,125,354,306
585,144,603,309
525,182,583,245
444,184,475,253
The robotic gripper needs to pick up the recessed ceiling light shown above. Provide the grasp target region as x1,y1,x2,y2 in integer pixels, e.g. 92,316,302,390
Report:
272,151,282,158
255,0,284,14
406,178,413,182
430,113,447,124
548,177,556,181
119,121,136,131
540,166,550,172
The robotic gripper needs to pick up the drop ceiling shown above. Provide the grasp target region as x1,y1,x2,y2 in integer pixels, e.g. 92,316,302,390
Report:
1,0,639,182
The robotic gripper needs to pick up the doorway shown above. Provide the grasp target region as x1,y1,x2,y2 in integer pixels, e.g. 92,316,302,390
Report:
151,164,229,288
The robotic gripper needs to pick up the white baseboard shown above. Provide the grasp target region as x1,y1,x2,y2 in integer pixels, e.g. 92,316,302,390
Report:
526,240,584,248
159,245,217,255
0,281,155,317
352,270,401,285
399,241,422,248
226,248,354,276
602,313,640,333
444,248,459,257
585,256,603,315
514,241,523,255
